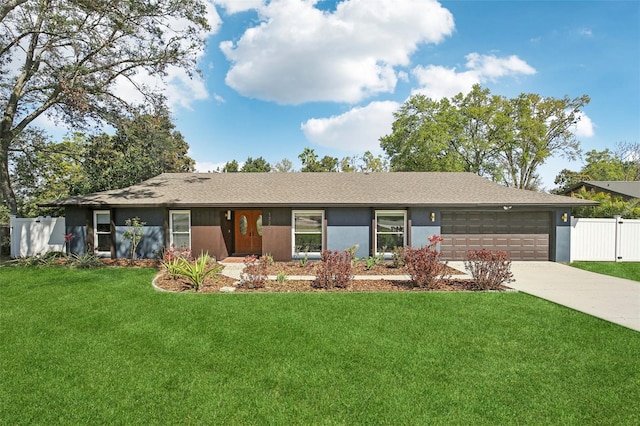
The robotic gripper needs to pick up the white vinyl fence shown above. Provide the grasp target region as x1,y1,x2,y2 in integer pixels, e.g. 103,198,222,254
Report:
10,216,66,258
571,217,640,262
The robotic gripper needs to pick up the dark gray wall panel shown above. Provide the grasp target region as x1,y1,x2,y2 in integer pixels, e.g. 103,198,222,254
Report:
114,208,165,227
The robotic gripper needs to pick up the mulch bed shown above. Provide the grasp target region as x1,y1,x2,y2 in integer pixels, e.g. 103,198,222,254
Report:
152,261,511,293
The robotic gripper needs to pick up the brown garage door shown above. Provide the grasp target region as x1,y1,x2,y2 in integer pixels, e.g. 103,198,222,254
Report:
440,211,551,261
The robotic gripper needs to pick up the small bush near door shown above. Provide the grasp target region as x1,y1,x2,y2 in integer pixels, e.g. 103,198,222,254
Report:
464,249,514,290
240,255,269,289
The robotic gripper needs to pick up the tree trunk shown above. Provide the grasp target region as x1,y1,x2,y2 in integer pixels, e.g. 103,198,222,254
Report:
0,141,17,215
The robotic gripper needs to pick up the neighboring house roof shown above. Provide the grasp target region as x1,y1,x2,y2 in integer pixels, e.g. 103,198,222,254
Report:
562,181,640,199
42,172,597,208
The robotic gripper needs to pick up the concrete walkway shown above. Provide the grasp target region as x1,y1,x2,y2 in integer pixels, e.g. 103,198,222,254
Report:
220,260,639,332
504,262,640,332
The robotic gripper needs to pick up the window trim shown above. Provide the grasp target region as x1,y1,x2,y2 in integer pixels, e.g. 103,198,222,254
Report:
374,210,407,255
291,210,325,258
169,210,191,249
93,210,112,257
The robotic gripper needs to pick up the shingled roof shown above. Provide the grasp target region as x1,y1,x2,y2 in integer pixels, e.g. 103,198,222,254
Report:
563,181,640,199
42,172,596,208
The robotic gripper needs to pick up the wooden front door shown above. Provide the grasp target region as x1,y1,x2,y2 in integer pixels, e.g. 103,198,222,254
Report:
234,210,263,255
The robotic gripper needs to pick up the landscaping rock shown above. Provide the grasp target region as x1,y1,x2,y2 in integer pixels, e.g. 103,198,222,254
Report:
220,286,236,293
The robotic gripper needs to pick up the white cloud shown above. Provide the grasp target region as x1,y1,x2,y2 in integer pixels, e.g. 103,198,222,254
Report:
214,0,264,14
195,160,227,173
412,52,536,99
221,0,455,104
572,111,595,138
110,1,222,111
301,101,399,152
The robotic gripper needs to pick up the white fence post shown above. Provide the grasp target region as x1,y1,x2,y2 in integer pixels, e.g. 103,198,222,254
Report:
571,217,640,262
10,216,66,258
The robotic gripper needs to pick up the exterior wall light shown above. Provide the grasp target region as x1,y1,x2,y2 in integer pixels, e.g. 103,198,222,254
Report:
561,212,568,223
225,210,232,220
430,212,436,222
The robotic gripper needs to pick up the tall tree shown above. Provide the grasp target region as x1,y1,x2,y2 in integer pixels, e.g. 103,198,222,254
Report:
10,109,195,214
0,0,210,213
552,146,639,193
241,156,271,172
298,147,339,172
381,86,589,189
222,160,239,173
79,107,194,193
615,142,640,181
273,158,293,173
359,150,389,172
500,93,588,189
379,95,465,172
449,85,505,180
11,130,85,216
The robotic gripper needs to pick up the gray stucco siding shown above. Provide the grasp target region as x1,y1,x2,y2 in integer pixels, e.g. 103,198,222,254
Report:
409,208,441,249
115,225,164,259
552,208,572,262
326,208,371,258
65,207,88,255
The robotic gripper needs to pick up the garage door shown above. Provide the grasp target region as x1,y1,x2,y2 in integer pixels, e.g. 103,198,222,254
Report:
440,211,551,261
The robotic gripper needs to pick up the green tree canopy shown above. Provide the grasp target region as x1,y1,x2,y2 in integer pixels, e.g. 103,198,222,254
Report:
0,0,210,214
273,158,293,173
380,84,590,189
241,156,271,172
572,188,640,219
552,145,639,193
9,108,194,216
79,107,194,193
222,160,239,173
298,147,339,172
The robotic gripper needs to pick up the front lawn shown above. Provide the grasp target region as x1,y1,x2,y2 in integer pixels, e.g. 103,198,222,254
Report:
571,261,640,282
1,267,638,424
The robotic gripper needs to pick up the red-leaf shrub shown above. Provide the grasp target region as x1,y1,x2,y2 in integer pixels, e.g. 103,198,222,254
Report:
464,249,514,290
404,245,450,289
312,250,354,289
241,255,269,289
163,245,192,262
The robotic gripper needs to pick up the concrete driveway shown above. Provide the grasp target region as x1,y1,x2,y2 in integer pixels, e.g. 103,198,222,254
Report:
505,262,640,332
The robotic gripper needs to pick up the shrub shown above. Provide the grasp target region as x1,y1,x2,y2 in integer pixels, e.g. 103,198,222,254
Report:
68,252,104,269
404,241,449,289
391,246,406,268
312,249,354,289
276,272,288,283
170,253,222,291
163,245,192,263
464,249,514,290
240,255,269,289
162,245,193,279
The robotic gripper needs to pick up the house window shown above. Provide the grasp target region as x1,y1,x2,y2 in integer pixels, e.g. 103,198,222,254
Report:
375,211,406,254
93,210,111,256
170,210,191,249
292,211,324,256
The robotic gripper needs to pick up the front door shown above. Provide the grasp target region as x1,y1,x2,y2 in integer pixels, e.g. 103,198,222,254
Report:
234,210,263,255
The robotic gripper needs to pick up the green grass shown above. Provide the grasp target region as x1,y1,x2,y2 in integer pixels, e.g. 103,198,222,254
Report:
1,267,639,425
571,261,640,282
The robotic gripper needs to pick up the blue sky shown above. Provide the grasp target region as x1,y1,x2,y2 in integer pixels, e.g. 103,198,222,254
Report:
56,1,640,190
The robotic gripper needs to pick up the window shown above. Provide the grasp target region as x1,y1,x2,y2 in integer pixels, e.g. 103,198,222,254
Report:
292,211,324,256
170,210,191,249
375,211,406,254
93,210,111,256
